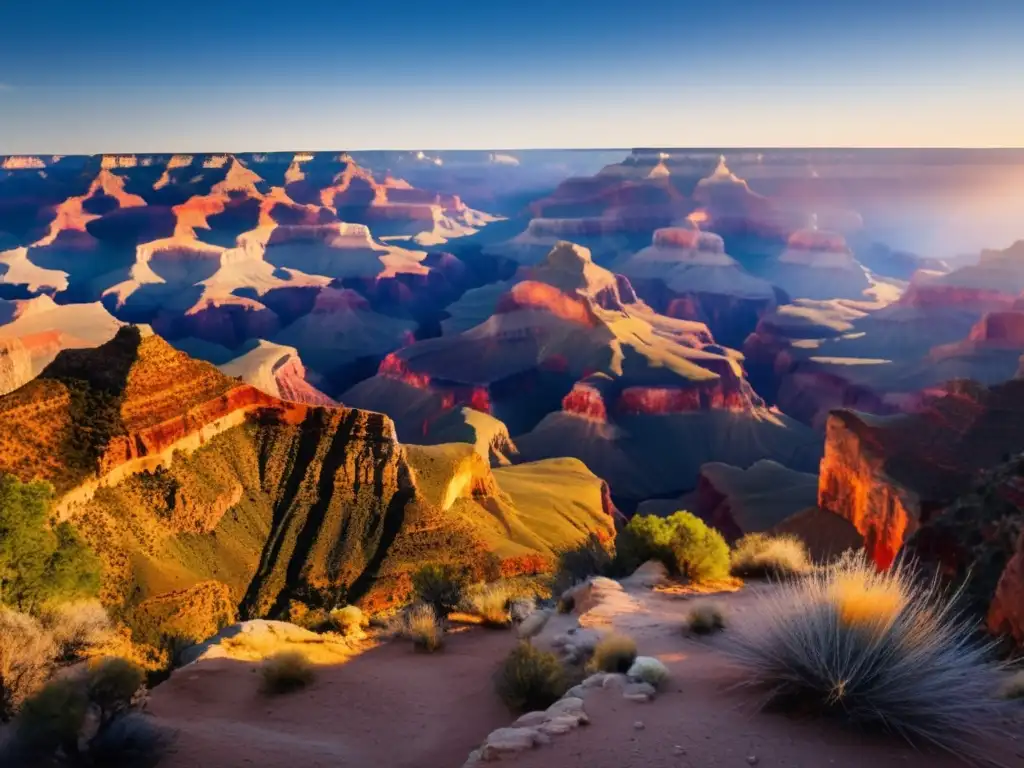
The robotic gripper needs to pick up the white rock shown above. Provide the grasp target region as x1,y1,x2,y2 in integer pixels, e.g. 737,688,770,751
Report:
566,684,588,699
539,715,581,735
514,711,548,727
621,559,669,588
623,681,657,702
516,609,551,640
581,672,608,689
634,720,645,730
546,697,586,721
480,727,548,760
601,673,628,689
627,656,670,689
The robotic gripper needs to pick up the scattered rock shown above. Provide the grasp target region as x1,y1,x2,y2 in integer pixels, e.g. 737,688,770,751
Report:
623,681,657,702
514,711,548,728
545,697,586,722
601,673,629,690
634,720,645,730
747,756,759,765
581,672,608,688
566,684,588,699
673,745,687,756
478,727,549,761
627,656,670,689
539,715,581,735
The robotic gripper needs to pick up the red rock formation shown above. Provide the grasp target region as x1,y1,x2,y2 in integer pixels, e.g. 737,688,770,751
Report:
818,378,1024,569
494,280,600,326
989,529,1024,646
562,381,608,421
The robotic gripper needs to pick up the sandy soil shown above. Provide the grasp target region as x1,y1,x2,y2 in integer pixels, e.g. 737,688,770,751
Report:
517,581,1024,768
147,581,1023,768
148,627,520,768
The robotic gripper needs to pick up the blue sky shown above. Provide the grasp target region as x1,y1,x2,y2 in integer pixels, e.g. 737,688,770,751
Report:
1,0,1022,152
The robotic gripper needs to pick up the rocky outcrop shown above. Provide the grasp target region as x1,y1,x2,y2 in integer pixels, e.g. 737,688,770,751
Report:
902,454,1024,649
818,377,1024,570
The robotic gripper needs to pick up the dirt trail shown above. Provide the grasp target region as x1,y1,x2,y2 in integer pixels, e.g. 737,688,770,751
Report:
149,627,519,768
517,579,1024,768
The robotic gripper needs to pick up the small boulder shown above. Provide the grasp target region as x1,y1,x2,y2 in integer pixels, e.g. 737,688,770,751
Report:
627,656,670,689
514,711,548,728
479,727,549,761
623,682,657,702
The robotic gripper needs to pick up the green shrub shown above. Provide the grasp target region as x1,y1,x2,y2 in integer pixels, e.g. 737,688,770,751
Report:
0,608,55,721
404,604,445,652
554,533,613,591
591,633,637,674
0,476,101,612
411,564,468,618
15,656,161,767
670,515,730,583
616,512,728,582
495,643,568,713
87,657,145,725
329,605,366,636
728,552,1009,761
686,603,725,635
731,533,811,579
260,651,315,695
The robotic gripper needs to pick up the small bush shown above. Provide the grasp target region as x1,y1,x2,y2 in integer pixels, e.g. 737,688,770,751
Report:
731,533,812,580
686,603,725,635
628,656,670,689
465,583,513,628
554,533,613,591
87,657,146,724
40,600,113,661
0,608,55,721
591,633,637,674
411,564,468,618
556,594,575,614
261,650,315,695
669,515,730,583
617,512,729,583
329,605,366,636
727,552,1009,760
15,656,159,767
495,643,568,713
404,604,445,652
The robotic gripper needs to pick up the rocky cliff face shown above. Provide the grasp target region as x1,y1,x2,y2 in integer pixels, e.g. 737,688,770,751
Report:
818,376,1024,585
902,454,1024,650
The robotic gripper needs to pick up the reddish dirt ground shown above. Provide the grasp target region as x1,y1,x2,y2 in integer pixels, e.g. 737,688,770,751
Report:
148,627,520,768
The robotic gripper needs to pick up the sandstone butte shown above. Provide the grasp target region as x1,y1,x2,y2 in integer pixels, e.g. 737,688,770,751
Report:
818,377,1024,646
0,325,615,643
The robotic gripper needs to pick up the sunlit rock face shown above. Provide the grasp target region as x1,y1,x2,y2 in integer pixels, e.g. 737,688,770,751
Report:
901,240,1024,310
760,217,870,301
614,223,780,347
818,377,1024,571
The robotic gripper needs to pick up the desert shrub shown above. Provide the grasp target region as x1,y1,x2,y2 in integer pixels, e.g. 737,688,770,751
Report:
86,657,146,723
494,642,568,713
727,552,1009,760
0,608,56,721
14,656,165,767
261,650,315,695
556,594,575,614
591,632,637,674
627,656,670,689
404,603,445,652
40,600,113,661
616,512,728,582
411,564,468,618
0,476,101,612
464,583,513,628
731,533,811,580
686,603,725,635
329,605,366,636
554,533,614,590
669,515,731,583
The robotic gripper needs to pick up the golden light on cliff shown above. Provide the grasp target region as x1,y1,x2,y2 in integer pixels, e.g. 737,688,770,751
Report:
686,209,709,226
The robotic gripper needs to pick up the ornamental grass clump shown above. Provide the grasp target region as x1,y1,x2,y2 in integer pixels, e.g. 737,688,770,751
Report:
727,552,1009,761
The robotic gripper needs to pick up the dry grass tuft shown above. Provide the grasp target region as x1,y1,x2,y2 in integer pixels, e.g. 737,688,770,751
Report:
730,533,812,580
463,583,513,628
494,642,569,713
591,632,638,674
0,609,55,721
404,604,445,653
727,552,1010,761
329,605,366,636
260,650,315,695
39,600,113,661
686,603,726,635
